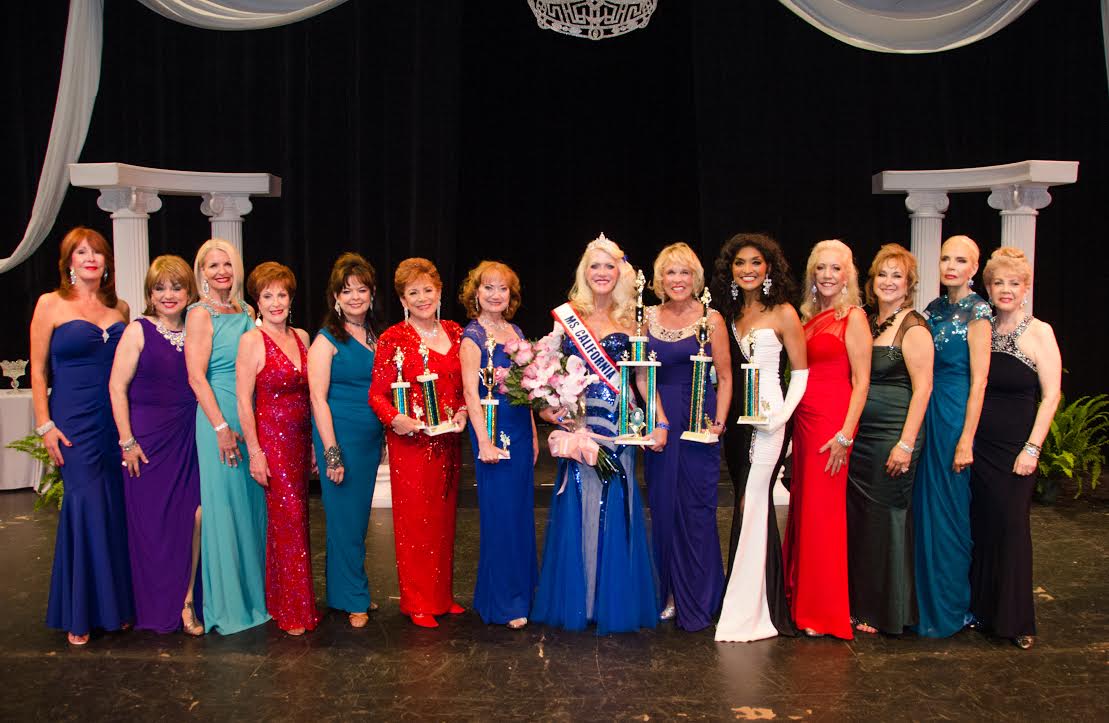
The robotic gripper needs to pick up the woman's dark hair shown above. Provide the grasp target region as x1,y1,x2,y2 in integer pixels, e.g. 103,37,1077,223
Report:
709,232,797,321
322,252,379,343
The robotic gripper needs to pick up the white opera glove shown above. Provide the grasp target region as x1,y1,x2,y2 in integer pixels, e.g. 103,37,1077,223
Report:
762,369,809,435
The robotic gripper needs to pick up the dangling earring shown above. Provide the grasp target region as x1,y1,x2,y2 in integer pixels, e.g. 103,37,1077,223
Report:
436,301,441,321
255,315,263,328
811,284,818,304
968,279,974,288
202,278,210,295
102,268,108,281
404,306,410,321
369,293,374,313
841,286,847,296
762,276,773,296
334,299,343,322
1021,297,1028,308
68,267,77,285
475,297,480,314
730,280,739,300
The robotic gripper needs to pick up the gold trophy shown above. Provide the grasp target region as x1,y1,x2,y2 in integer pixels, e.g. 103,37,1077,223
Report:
681,288,719,443
417,341,458,436
615,269,660,446
736,329,769,425
479,336,509,458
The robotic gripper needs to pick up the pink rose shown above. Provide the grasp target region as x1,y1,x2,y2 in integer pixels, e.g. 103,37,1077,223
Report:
493,366,509,384
504,338,520,355
514,346,534,365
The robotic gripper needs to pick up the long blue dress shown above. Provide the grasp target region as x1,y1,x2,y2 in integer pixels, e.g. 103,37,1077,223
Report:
311,327,383,615
913,292,991,638
643,307,724,632
463,321,538,625
192,303,269,634
46,319,134,635
531,330,659,634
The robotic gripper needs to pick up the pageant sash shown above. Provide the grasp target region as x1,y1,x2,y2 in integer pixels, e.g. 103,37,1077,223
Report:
551,303,620,394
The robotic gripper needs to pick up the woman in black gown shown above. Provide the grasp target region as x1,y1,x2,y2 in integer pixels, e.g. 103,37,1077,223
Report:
970,247,1061,650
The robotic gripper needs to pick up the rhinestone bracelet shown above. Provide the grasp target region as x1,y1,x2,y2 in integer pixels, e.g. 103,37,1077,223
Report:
324,445,343,469
835,431,854,448
119,437,138,452
896,440,914,454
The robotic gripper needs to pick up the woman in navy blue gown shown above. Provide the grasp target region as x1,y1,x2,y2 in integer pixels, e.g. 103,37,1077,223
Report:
913,235,992,638
642,243,731,631
531,234,660,634
30,227,134,645
459,261,538,628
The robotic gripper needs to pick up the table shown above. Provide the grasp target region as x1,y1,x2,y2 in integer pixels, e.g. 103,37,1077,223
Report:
0,390,44,491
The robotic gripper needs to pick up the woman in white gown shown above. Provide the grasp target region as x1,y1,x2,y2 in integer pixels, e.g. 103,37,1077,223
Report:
712,233,808,643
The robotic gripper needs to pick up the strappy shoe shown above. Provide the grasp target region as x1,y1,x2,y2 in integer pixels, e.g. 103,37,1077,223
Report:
802,628,823,638
349,612,370,628
1014,635,1035,650
410,613,439,628
659,605,676,621
851,617,877,634
507,617,527,629
181,602,204,636
67,632,89,646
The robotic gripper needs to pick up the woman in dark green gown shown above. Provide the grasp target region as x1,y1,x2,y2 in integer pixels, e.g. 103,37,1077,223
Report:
847,245,934,635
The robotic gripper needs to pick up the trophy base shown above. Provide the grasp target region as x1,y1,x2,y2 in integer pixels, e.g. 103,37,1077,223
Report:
421,422,459,436
613,435,656,446
680,430,719,444
498,450,511,460
735,416,769,426
617,360,661,367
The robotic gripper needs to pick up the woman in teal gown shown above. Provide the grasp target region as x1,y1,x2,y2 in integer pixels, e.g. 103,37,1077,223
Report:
185,240,269,634
309,253,384,628
913,235,991,638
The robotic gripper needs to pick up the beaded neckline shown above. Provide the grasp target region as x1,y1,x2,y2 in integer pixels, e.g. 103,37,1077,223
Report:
647,305,710,342
991,315,1036,371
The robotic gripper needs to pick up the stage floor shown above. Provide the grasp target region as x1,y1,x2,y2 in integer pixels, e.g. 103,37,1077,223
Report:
1,477,1106,720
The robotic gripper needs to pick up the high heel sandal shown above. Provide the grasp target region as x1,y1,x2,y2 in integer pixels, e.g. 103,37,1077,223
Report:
851,617,877,634
1014,635,1035,650
67,632,90,646
181,602,204,636
659,605,676,621
349,612,370,628
507,617,527,629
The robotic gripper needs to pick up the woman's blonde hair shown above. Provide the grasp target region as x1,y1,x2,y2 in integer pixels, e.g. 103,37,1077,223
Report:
143,255,197,315
567,233,637,328
941,234,981,266
799,239,861,321
650,242,705,302
864,243,918,308
983,246,1033,287
193,239,245,304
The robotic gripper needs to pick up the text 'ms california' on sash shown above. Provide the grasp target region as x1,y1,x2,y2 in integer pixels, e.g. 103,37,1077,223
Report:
552,303,620,395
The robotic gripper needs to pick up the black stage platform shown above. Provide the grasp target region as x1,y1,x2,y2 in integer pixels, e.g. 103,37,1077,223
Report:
2,452,1106,720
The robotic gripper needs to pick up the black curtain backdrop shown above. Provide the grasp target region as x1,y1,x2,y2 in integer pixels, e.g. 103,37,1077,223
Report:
2,1,1105,393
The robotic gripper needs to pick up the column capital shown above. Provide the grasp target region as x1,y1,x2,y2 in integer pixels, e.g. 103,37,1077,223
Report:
200,193,253,222
988,184,1052,214
904,190,949,218
96,187,162,219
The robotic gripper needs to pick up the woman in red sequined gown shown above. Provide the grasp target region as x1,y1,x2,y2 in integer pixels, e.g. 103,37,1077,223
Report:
369,258,468,628
784,240,871,640
237,262,320,635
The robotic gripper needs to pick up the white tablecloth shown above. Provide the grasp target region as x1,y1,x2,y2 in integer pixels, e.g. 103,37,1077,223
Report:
0,390,44,490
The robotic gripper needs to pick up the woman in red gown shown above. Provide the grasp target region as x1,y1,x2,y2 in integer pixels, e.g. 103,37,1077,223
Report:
237,262,320,635
784,240,871,639
369,258,468,628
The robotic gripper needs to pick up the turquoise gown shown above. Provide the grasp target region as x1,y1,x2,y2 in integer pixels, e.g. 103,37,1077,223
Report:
913,293,992,638
312,328,384,614
193,303,270,634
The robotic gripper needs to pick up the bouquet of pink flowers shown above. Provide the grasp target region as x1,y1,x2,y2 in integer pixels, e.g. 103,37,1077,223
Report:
498,328,598,415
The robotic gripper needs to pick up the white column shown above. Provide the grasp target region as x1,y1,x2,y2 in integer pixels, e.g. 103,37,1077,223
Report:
904,190,949,309
988,184,1051,313
200,193,253,257
97,188,162,319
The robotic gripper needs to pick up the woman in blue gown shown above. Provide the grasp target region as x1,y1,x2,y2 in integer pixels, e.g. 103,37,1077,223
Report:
459,261,538,628
913,235,992,638
642,243,730,631
308,253,385,628
531,234,659,634
31,227,134,645
185,239,269,635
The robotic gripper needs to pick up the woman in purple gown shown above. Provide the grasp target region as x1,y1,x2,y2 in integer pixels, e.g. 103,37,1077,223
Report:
109,256,204,635
643,243,732,630
30,227,133,645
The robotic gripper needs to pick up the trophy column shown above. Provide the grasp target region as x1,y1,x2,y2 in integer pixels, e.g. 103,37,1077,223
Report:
614,269,659,446
681,288,719,443
416,341,458,436
478,336,510,458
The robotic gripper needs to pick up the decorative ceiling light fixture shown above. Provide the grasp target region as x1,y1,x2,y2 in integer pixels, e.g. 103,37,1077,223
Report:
528,1,657,41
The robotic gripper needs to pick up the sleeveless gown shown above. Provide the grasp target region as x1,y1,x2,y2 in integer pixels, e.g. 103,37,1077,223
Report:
193,303,269,634
846,312,927,634
257,330,320,632
970,316,1040,638
46,319,133,635
368,321,465,616
642,307,724,632
124,318,202,633
531,330,659,634
783,308,862,640
717,325,795,642
913,293,991,638
312,328,384,615
464,321,538,624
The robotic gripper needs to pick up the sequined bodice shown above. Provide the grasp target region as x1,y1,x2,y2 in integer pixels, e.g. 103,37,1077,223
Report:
256,330,310,434
561,331,628,437
925,293,991,379
991,315,1036,372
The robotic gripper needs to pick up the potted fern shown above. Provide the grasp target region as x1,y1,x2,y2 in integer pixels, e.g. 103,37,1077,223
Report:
1036,394,1108,503
5,433,63,510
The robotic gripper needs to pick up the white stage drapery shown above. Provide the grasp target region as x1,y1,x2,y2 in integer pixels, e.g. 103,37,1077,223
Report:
136,0,348,31
777,0,1038,53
